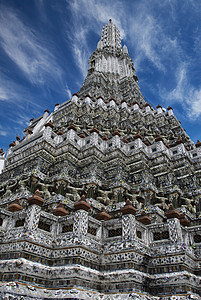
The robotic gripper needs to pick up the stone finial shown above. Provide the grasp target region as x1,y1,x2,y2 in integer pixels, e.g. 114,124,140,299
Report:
145,103,151,108
122,137,128,143
137,210,151,225
175,137,183,145
155,135,163,142
45,121,54,129
44,109,50,114
9,141,16,147
28,129,33,135
96,206,111,221
52,202,68,216
133,133,143,140
57,129,63,136
55,102,59,107
8,198,23,212
79,133,86,138
112,130,121,137
165,204,180,219
179,213,190,227
156,104,162,109
90,127,99,134
121,199,136,215
195,140,201,148
68,123,77,131
16,135,20,141
74,194,91,212
143,140,150,146
28,189,44,207
102,135,109,141
0,148,4,155
167,106,173,110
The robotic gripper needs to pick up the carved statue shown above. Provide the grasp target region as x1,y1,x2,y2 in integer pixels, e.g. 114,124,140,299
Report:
65,185,83,202
38,182,54,200
17,174,29,193
154,195,168,210
97,189,111,205
3,179,17,198
180,197,195,213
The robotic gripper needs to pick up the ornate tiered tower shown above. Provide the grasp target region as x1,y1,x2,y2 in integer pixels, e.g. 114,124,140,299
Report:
0,20,200,300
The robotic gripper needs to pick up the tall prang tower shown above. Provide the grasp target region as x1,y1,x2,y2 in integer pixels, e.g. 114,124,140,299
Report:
0,20,200,300
79,19,144,105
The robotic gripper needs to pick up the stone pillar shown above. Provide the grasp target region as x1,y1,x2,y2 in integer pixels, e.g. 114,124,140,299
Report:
133,102,139,110
90,131,99,146
97,97,104,106
121,200,137,241
122,214,136,241
133,133,143,149
156,104,163,114
111,130,121,148
0,153,5,174
24,190,44,236
67,125,77,141
73,195,91,238
167,106,174,116
55,129,63,144
167,218,183,243
43,121,54,140
24,204,41,235
73,209,89,238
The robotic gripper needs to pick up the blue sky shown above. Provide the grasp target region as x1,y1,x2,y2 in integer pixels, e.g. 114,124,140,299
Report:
0,0,201,151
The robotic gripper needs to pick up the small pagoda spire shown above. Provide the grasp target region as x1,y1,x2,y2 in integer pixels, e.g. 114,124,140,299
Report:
137,210,151,225
96,206,111,221
28,189,44,207
52,202,68,216
74,194,91,212
8,198,23,212
121,199,136,215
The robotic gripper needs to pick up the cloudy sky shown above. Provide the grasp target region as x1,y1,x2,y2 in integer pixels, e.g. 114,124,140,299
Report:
0,0,201,151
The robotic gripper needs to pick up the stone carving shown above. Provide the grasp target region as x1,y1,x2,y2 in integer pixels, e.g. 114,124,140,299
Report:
0,20,200,300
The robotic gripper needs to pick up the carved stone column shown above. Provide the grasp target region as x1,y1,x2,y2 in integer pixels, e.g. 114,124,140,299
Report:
24,190,44,236
73,210,89,238
165,204,183,243
73,195,91,238
122,214,136,241
121,200,137,241
167,218,183,243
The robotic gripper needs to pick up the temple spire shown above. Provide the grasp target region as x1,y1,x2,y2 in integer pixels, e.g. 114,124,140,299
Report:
98,19,122,52
79,20,144,105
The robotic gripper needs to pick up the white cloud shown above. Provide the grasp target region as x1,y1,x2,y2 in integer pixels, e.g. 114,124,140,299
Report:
0,130,7,136
65,84,72,99
66,0,183,81
66,0,126,79
0,124,8,137
0,87,9,101
0,5,63,85
160,64,201,119
126,3,183,73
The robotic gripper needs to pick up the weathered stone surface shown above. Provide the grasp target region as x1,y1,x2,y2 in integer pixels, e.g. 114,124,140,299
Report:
0,20,200,299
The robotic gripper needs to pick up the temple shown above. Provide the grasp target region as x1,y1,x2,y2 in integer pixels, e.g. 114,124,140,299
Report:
0,20,200,299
